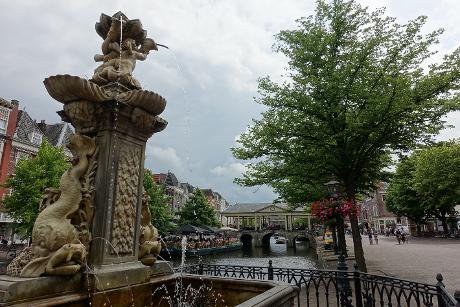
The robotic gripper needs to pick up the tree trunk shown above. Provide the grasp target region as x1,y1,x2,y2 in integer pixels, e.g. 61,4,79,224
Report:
416,224,422,236
349,213,366,271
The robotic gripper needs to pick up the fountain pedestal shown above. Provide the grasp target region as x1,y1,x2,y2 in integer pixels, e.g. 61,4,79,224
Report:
53,81,168,290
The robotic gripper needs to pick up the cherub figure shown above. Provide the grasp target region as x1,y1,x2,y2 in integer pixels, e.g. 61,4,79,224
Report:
91,17,158,89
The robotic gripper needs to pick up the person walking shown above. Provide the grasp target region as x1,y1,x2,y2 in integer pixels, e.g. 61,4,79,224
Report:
395,228,401,244
368,229,373,245
373,231,379,245
401,229,407,244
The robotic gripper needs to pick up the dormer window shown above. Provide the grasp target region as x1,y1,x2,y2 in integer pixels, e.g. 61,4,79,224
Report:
0,107,10,135
30,131,42,145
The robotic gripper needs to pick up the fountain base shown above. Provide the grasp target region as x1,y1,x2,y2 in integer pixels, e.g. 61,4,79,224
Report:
0,261,173,306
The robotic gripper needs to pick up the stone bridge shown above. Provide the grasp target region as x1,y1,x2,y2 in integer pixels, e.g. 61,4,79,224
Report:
239,230,315,248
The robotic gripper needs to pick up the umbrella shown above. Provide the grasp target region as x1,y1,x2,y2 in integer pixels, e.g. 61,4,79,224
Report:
218,226,238,232
199,225,219,233
178,224,210,235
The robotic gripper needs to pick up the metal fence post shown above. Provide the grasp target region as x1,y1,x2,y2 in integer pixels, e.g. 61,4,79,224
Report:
336,254,353,307
436,274,447,307
454,290,460,307
353,264,363,307
268,260,274,280
198,259,203,275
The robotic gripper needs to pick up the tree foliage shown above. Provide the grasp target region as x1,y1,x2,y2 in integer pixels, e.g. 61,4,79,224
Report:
232,0,460,270
388,142,460,234
386,155,424,225
143,169,174,236
179,189,219,227
2,141,69,238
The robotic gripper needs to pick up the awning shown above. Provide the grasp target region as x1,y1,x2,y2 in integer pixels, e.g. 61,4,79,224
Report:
176,224,211,234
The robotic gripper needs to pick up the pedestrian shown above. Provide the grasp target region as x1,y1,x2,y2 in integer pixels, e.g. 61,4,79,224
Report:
395,228,401,244
400,229,406,244
368,229,373,245
373,232,378,245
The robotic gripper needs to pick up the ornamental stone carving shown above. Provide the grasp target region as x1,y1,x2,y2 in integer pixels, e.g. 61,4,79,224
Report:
110,141,142,255
7,134,97,277
138,190,161,265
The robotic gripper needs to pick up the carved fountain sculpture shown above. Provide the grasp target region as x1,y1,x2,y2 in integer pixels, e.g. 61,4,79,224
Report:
0,11,299,307
7,134,97,277
6,11,167,285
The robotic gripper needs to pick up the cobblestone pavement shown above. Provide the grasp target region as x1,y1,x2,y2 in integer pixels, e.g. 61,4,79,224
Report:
347,235,460,292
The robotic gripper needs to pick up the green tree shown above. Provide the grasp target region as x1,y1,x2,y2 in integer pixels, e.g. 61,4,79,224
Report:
387,143,460,236
2,141,69,238
413,143,460,235
233,0,460,271
386,155,427,235
179,189,219,227
143,169,174,236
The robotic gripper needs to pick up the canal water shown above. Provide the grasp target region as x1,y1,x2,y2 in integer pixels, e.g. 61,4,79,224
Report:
167,238,320,269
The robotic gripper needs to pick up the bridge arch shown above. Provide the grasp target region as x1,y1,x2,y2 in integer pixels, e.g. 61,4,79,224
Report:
261,232,275,246
293,234,310,248
240,233,253,247
238,230,315,249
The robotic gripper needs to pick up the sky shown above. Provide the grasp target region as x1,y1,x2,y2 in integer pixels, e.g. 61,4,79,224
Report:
1,0,459,205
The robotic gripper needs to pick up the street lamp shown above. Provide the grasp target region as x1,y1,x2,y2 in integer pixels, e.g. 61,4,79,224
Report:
324,178,347,257
324,179,341,199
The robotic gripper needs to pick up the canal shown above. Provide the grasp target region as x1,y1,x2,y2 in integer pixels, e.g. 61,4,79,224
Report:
166,238,320,269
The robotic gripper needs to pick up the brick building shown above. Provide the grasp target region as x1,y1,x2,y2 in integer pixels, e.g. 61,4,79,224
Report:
201,189,230,223
0,97,74,240
358,182,408,233
152,171,229,224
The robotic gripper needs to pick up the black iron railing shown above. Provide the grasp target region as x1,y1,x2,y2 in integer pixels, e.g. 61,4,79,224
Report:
175,256,459,307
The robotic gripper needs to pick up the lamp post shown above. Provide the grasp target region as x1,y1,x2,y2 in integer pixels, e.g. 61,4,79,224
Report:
324,179,348,257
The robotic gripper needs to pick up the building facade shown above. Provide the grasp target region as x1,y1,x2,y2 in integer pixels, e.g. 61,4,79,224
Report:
358,182,408,233
0,97,74,241
152,172,229,224
222,203,311,231
201,189,230,223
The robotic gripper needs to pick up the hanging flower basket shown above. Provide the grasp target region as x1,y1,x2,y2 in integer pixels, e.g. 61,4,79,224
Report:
311,198,356,223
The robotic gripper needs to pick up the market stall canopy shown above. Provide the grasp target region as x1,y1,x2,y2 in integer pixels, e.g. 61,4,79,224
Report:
199,225,219,233
218,226,238,232
175,224,210,234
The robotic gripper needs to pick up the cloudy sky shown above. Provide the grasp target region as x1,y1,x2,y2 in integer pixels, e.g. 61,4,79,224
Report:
1,0,459,205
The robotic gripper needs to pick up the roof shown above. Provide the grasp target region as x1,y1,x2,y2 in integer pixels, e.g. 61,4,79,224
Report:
153,172,179,187
180,182,195,193
201,189,214,197
0,97,18,109
223,202,305,214
14,110,47,146
38,122,74,146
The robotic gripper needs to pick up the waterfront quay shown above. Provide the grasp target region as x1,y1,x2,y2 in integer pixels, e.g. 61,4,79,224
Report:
348,235,460,293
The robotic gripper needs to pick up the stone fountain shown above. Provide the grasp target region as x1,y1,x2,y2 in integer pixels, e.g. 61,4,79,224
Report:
0,12,298,307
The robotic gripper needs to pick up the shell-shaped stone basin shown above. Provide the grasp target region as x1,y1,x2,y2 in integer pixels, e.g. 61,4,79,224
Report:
43,75,112,104
117,89,167,116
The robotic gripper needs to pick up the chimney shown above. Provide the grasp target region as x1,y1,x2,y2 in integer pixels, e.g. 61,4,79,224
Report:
37,120,47,132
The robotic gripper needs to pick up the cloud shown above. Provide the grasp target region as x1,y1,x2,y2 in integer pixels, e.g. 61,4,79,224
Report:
1,0,460,206
146,145,183,172
210,162,247,177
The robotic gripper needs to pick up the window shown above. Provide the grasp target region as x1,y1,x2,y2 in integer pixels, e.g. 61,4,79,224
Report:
0,107,10,134
15,151,29,165
30,132,42,145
